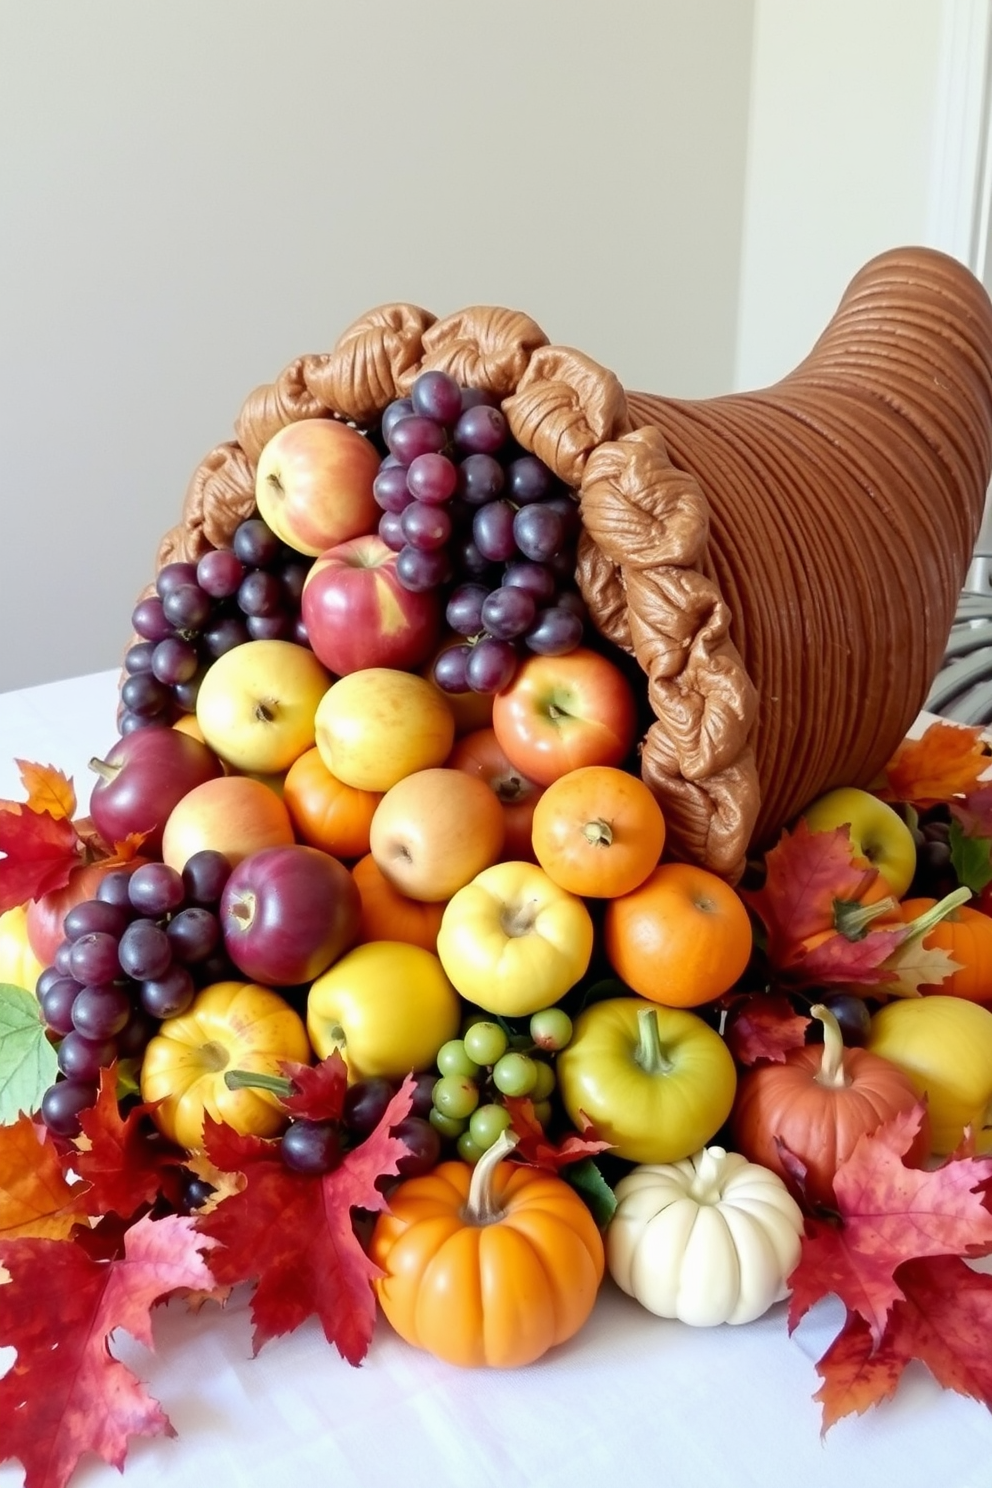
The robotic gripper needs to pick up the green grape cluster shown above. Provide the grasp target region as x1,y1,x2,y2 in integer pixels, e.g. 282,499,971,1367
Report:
428,1006,574,1164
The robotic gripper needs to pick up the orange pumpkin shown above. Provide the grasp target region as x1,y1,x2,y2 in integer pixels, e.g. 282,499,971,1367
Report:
531,764,665,897
730,1004,931,1208
603,861,752,1007
350,853,446,952
283,746,382,860
370,1131,604,1367
899,895,992,1004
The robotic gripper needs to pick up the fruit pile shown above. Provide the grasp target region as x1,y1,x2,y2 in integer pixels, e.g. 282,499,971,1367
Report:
5,370,992,1488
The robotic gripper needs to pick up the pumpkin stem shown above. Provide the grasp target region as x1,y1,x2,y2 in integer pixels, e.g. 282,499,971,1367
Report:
223,1068,295,1098
633,1007,675,1075
809,1004,850,1089
581,818,614,848
832,891,899,940
463,1128,519,1226
688,1146,728,1204
899,884,972,944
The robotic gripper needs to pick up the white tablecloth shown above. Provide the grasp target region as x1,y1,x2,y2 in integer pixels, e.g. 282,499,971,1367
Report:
2,671,992,1488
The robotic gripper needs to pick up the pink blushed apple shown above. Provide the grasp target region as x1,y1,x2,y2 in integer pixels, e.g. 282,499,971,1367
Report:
254,418,381,557
219,844,361,985
302,534,441,675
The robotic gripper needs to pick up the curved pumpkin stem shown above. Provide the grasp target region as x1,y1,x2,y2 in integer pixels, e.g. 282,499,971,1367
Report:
463,1128,519,1226
809,1004,849,1090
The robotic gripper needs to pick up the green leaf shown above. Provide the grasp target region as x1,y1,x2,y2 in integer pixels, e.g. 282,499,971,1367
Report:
948,818,992,894
0,982,58,1124
562,1156,618,1230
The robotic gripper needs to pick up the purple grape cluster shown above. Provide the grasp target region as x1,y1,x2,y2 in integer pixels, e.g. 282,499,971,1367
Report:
374,370,587,694
121,516,315,732
37,850,235,1136
279,1071,441,1178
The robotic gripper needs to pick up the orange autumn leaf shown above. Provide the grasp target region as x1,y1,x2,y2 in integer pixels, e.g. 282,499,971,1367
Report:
878,720,990,808
0,1113,91,1240
15,760,77,822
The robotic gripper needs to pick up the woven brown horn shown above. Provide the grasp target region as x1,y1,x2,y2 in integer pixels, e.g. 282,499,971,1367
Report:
147,247,992,882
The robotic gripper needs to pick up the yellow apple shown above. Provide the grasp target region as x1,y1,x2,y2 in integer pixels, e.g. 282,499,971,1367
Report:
254,417,381,557
307,940,461,1080
868,996,992,1154
0,904,45,991
369,767,505,902
436,860,595,1017
195,638,332,775
314,668,455,792
799,786,916,898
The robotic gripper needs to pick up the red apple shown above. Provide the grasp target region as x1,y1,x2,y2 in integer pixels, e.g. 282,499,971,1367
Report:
254,418,381,557
302,534,441,675
219,844,361,985
87,725,224,857
26,857,144,967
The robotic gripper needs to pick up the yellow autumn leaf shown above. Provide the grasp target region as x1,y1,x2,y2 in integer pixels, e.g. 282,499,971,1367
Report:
15,760,77,822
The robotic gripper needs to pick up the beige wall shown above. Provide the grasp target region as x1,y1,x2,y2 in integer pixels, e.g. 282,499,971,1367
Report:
0,0,754,693
734,0,945,391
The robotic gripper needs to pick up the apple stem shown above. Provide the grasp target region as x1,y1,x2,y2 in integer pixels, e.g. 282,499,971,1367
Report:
810,1004,850,1089
582,818,614,848
633,1007,675,1076
224,1068,295,1099
462,1128,518,1226
87,756,121,784
254,702,276,724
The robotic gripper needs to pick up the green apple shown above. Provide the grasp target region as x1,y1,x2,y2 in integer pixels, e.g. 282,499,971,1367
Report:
195,638,332,774
800,785,916,898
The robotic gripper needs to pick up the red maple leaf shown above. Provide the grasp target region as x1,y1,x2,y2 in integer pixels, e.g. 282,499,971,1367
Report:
813,1256,992,1431
0,804,83,915
196,1075,415,1365
73,1069,185,1220
950,782,992,839
276,1050,349,1122
504,1096,613,1170
787,1105,992,1346
0,1213,218,1488
878,720,990,808
723,993,811,1065
793,925,903,987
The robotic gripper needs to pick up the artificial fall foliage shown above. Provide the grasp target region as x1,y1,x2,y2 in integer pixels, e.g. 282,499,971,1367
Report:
0,1111,89,1241
504,1095,612,1172
0,1215,220,1488
723,993,810,1066
878,720,990,807
73,1069,185,1221
786,1105,992,1428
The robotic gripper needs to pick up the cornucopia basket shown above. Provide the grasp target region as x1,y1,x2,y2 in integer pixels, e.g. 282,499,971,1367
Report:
143,246,992,880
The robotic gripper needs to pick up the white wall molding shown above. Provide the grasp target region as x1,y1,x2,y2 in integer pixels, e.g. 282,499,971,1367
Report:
926,0,992,275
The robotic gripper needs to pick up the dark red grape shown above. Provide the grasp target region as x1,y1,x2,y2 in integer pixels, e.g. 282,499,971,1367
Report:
525,607,584,656
502,560,556,603
63,899,131,941
543,492,582,542
131,596,173,643
387,415,447,464
445,583,490,637
344,1077,394,1136
181,850,232,906
373,464,413,513
180,1174,217,1213
466,637,518,693
451,534,498,581
395,545,451,591
202,614,251,658
554,589,588,621
41,1078,98,1137
35,965,64,999
120,672,171,719
480,587,537,640
128,863,185,917
119,710,158,734
156,561,200,597
400,500,453,552
278,560,311,608
472,500,518,562
39,977,83,1036
457,453,504,505
117,1009,158,1058
67,933,122,987
151,636,199,687
809,993,872,1047
381,397,415,444
71,984,132,1040
246,613,293,642
118,920,172,981
454,404,508,455
95,868,141,910
162,584,211,634
406,452,458,504
57,1032,118,1082
411,370,463,426
139,964,196,1019
460,387,499,412
507,455,552,505
124,641,156,675
53,941,75,976
393,1115,442,1177
196,548,246,598
512,504,565,564
233,517,282,568
431,644,472,693
237,569,283,618
409,1069,438,1119
281,1119,343,1175
166,907,221,963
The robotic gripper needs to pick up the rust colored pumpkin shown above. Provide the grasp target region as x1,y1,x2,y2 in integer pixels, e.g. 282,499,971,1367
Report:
899,896,992,1004
730,1005,931,1208
370,1131,604,1368
283,746,382,860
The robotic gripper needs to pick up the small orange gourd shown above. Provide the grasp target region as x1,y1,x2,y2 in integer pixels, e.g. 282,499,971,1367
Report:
730,1004,930,1208
899,896,992,1005
369,1131,604,1367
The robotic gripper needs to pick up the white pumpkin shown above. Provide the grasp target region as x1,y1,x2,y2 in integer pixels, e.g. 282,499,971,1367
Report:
606,1145,804,1326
